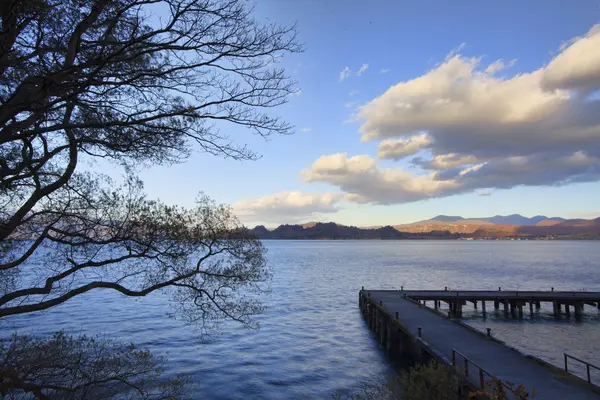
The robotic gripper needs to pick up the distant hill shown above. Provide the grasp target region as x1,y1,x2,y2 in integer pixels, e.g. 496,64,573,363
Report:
470,218,600,238
430,215,465,222
249,216,600,240
428,214,565,226
249,222,460,240
480,214,565,225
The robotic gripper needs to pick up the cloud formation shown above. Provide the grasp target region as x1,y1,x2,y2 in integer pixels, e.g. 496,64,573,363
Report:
311,25,600,204
380,68,391,74
236,24,600,223
300,153,460,204
299,127,312,133
378,133,433,159
233,191,343,223
356,64,369,76
339,67,351,82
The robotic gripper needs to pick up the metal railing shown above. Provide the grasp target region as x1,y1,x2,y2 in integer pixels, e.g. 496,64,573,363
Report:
452,348,524,398
564,353,600,386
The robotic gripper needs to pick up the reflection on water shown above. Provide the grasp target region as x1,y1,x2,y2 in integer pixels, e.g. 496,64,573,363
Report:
2,240,600,398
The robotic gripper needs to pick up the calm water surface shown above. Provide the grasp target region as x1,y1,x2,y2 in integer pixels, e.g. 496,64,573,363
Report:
3,241,600,398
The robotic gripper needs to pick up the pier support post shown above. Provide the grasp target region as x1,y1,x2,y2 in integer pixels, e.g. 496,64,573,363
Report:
473,300,478,309
564,303,570,316
434,301,439,310
481,301,486,313
494,300,499,309
553,300,559,316
574,302,583,319
503,300,509,316
454,299,462,317
509,301,516,317
535,301,541,309
518,304,523,319
529,301,534,318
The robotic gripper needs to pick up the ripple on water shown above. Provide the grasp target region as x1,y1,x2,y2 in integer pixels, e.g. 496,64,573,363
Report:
2,241,600,398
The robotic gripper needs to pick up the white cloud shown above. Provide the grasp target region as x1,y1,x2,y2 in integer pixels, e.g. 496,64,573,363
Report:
299,127,312,133
300,25,600,205
356,64,369,76
416,153,484,169
356,24,600,160
380,68,391,74
300,151,600,205
344,102,357,109
477,190,492,196
542,24,600,91
300,153,460,204
484,59,516,75
233,191,343,224
377,133,433,159
348,90,361,96
339,67,352,82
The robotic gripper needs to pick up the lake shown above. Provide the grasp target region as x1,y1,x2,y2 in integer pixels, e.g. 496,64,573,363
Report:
3,240,600,398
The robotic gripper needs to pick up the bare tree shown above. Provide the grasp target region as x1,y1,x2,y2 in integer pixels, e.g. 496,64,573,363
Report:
0,0,300,397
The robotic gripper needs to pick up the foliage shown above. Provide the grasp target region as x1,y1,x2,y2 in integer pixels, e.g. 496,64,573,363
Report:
401,361,460,400
0,332,187,399
0,0,299,397
469,377,531,400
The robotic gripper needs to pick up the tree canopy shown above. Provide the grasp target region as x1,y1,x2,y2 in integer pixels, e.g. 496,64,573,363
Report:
0,0,300,396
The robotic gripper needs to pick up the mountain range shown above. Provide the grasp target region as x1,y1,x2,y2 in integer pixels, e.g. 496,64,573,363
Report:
249,214,600,240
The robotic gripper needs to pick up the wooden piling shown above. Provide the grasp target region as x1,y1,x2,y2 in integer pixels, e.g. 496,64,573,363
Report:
494,300,499,309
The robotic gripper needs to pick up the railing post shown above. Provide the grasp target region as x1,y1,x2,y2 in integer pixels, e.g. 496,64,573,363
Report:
587,364,591,384
479,369,485,389
452,350,456,366
417,326,422,338
395,311,399,319
564,353,568,372
464,359,469,377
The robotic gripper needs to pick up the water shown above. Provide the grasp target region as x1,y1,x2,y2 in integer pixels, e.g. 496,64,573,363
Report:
3,240,600,398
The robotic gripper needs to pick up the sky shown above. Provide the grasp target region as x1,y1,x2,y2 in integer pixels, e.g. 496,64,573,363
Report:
118,0,600,227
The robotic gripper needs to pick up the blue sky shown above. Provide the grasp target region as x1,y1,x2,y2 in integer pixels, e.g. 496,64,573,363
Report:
116,0,600,227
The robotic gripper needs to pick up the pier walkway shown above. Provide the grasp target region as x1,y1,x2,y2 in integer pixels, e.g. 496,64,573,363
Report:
361,290,600,399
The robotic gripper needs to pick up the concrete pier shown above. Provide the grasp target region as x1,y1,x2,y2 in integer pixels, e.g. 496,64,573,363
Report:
385,289,600,319
359,289,600,399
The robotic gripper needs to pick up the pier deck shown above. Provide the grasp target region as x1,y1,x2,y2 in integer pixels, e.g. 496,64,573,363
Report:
360,290,600,399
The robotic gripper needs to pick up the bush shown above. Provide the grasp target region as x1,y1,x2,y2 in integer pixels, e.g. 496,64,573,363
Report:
401,362,460,400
